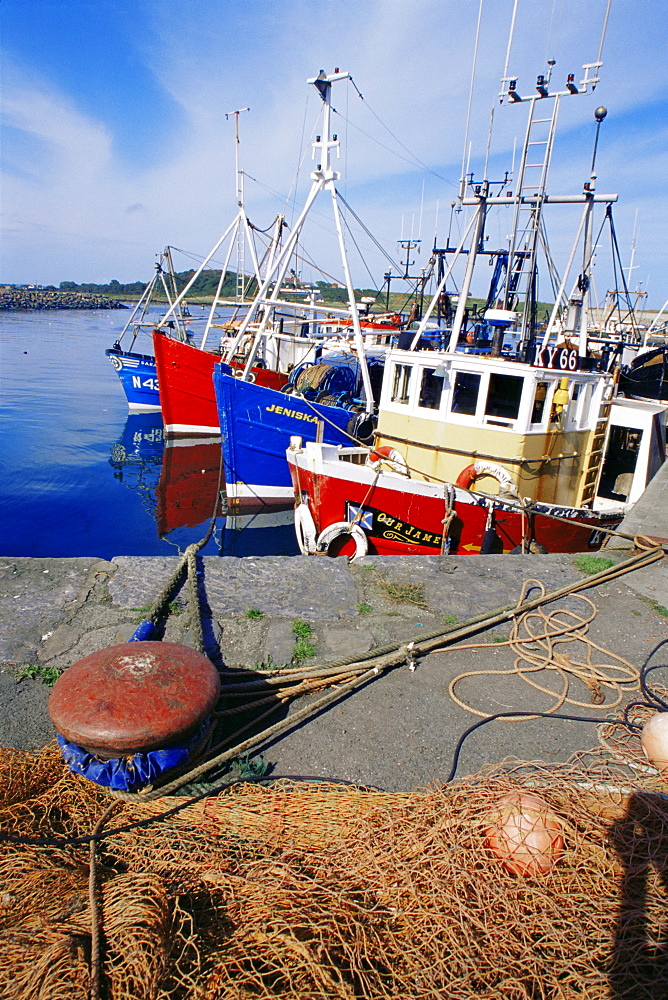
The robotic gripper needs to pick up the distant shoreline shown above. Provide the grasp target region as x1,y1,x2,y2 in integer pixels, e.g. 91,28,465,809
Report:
0,289,127,311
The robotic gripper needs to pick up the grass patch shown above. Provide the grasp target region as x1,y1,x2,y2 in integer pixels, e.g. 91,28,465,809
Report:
245,608,265,620
377,578,428,608
573,555,615,575
488,633,508,644
253,655,286,672
443,613,458,625
638,595,668,619
293,639,316,663
290,621,316,662
358,602,373,615
630,608,642,617
292,620,313,639
16,663,61,686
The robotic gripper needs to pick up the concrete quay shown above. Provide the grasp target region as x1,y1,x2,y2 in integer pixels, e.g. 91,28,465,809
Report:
1,538,666,792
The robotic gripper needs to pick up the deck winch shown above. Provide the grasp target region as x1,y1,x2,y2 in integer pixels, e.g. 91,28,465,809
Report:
48,641,220,790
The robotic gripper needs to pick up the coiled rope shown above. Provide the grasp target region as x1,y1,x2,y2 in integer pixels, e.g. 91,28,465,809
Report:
447,580,640,719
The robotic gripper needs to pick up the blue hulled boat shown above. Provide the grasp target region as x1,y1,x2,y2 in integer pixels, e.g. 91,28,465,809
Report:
213,352,382,509
105,348,160,411
106,247,192,411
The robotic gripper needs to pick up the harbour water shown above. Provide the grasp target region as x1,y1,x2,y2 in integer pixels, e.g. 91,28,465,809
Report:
0,308,299,558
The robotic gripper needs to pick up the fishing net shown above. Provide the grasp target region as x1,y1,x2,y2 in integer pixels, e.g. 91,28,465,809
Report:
1,740,667,1000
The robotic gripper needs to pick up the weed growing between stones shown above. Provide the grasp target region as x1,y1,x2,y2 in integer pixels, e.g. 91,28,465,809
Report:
291,621,316,663
131,600,183,624
638,595,668,619
244,609,265,620
358,602,373,615
292,621,313,639
377,578,428,608
15,663,61,686
443,613,458,625
254,655,281,672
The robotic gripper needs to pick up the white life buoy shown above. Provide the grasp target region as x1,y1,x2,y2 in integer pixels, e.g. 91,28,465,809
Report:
316,521,368,561
365,445,409,477
455,460,518,496
233,369,256,383
294,503,318,555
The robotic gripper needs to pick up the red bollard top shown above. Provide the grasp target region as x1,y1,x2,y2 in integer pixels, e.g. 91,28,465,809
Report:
48,642,221,757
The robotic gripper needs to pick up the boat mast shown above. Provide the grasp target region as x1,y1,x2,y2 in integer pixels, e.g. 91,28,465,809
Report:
224,69,375,413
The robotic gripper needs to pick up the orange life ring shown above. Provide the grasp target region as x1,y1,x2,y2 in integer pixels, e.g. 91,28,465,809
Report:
455,460,518,495
366,445,409,476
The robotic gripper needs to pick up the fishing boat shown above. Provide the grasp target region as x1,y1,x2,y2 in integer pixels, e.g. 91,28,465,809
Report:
619,344,668,402
105,248,189,411
152,107,354,437
287,51,667,557
212,69,411,509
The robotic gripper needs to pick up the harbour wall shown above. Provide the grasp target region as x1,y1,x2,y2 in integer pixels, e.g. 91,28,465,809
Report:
0,464,665,790
0,289,126,311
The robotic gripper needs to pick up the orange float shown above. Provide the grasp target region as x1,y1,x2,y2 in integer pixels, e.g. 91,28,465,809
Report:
483,791,565,876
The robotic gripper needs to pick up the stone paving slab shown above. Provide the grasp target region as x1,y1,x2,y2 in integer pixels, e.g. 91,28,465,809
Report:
109,555,360,619
0,557,103,663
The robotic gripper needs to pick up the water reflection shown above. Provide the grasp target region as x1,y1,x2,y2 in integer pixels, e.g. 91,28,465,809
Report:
109,415,299,556
108,413,163,521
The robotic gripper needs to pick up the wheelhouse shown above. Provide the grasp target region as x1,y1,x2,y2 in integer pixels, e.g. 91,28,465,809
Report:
375,350,613,509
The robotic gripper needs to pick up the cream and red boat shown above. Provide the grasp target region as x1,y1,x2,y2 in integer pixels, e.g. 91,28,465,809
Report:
287,355,665,556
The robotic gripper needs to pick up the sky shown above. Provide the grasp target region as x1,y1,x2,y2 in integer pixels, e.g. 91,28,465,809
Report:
2,0,668,309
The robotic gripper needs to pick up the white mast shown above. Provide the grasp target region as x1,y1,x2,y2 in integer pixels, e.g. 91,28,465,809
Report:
224,69,375,414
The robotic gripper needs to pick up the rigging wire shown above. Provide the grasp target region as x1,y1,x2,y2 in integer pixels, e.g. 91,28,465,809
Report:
335,81,457,188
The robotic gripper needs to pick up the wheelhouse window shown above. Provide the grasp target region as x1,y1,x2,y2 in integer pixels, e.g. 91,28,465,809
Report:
485,373,524,421
391,363,413,404
451,371,480,416
418,367,445,410
531,381,549,424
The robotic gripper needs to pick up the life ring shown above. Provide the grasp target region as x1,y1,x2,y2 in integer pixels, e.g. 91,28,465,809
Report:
233,369,256,383
294,503,318,555
316,521,368,561
365,445,409,477
455,460,518,496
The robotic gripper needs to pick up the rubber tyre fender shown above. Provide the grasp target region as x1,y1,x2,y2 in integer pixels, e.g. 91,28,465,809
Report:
294,503,318,555
346,411,377,445
315,521,368,561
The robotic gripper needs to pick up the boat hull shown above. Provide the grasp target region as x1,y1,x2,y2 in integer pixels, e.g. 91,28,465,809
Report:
213,368,357,510
153,331,289,436
105,349,160,411
619,347,668,402
287,444,623,556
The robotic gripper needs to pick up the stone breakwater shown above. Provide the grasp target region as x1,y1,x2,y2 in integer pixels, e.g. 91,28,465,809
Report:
0,289,127,311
